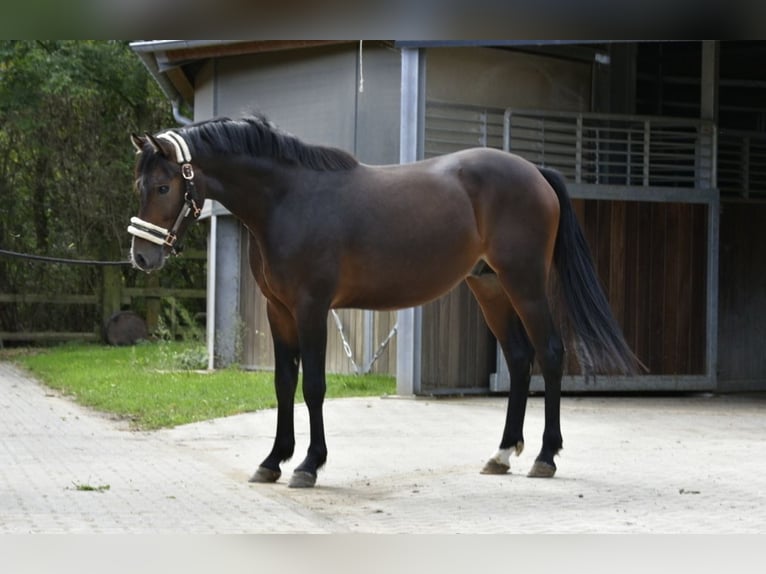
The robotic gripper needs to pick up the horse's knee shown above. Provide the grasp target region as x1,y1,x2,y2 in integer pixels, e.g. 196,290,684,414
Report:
507,344,534,377
302,379,326,408
504,319,535,373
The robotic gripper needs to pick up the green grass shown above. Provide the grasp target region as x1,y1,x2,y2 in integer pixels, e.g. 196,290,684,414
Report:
4,342,395,430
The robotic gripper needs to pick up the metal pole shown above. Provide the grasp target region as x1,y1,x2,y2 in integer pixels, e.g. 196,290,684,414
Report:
396,47,424,395
206,213,217,370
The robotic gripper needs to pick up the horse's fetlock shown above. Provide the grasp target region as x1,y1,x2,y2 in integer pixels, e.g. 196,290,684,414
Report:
542,430,563,453
312,447,328,466
277,440,295,461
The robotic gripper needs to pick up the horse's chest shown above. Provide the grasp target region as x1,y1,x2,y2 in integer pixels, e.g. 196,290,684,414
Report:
248,233,340,304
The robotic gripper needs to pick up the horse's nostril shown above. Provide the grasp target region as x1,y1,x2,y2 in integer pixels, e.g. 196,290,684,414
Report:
134,253,149,270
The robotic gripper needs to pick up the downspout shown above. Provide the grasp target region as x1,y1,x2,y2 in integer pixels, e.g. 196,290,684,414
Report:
172,98,193,126
133,48,194,126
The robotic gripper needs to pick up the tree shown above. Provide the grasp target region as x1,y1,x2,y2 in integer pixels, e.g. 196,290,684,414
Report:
0,41,205,338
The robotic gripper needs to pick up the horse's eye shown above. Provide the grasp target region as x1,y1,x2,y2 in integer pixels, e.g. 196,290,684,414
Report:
158,185,170,195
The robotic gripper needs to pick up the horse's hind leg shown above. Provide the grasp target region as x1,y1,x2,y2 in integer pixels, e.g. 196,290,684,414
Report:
514,296,564,477
502,282,564,477
487,255,565,478
466,272,535,475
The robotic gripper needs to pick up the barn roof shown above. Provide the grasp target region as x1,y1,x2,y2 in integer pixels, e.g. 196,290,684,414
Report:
130,40,359,109
130,39,614,113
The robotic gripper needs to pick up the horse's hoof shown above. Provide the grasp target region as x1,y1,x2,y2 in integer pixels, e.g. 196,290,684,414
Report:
288,470,317,488
527,460,556,478
249,466,281,483
480,459,510,475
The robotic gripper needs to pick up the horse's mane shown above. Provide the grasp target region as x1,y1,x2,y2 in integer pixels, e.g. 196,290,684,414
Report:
174,114,359,171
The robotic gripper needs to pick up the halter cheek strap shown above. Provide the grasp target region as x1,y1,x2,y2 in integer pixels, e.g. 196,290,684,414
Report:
127,130,202,255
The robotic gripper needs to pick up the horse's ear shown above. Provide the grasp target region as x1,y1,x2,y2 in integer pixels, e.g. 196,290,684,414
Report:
130,133,145,154
145,133,167,157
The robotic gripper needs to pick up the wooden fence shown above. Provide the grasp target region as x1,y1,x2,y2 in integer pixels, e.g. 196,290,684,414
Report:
0,249,206,345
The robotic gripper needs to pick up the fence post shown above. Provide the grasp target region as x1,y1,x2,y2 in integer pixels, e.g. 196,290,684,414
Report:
101,265,122,335
146,273,161,335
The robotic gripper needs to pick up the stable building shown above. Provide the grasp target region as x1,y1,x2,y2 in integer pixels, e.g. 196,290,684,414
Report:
132,40,766,394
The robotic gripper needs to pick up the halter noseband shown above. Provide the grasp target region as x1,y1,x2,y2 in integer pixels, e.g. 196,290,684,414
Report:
127,131,202,255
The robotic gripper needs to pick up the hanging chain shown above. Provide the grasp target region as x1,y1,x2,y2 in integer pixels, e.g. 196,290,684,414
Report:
364,322,397,374
330,310,361,374
330,309,397,375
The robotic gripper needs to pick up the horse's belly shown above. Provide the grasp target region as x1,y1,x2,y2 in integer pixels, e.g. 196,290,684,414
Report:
334,248,478,311
333,168,485,309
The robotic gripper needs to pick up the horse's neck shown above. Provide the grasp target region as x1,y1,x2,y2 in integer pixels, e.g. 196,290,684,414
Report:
201,155,284,228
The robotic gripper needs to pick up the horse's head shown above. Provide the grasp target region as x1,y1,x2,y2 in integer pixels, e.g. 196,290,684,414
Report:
128,131,203,273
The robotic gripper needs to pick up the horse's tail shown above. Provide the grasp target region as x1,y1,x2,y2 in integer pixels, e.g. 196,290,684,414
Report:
539,166,642,376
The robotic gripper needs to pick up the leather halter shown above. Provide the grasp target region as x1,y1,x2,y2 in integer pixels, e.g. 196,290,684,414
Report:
127,131,202,255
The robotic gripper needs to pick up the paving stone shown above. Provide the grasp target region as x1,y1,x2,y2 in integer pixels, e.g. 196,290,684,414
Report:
2,362,765,533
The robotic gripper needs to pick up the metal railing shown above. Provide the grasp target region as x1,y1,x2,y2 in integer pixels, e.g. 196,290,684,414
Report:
717,130,766,199
425,101,729,195
504,109,716,190
425,102,506,156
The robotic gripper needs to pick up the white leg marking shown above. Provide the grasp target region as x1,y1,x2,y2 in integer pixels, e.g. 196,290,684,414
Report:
491,448,513,467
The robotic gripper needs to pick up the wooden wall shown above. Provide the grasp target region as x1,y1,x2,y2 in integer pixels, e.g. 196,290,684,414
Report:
419,283,494,392
717,202,766,390
575,198,708,376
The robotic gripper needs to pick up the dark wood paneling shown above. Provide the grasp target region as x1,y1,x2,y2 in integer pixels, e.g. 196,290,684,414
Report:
718,203,766,388
571,199,707,376
663,203,682,373
689,206,708,372
609,201,627,326
420,282,494,391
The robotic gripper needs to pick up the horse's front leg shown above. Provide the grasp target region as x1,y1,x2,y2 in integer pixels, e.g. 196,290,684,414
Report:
288,300,329,488
250,301,300,483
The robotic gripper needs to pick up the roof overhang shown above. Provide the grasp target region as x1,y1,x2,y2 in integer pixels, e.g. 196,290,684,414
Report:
131,39,629,111
130,40,357,109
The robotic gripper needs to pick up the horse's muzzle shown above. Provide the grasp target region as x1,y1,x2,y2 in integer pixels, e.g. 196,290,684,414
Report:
130,237,167,273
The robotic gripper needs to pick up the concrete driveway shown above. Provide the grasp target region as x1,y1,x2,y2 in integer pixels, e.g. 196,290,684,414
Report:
1,362,765,533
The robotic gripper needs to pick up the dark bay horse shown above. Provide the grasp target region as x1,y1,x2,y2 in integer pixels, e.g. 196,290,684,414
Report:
128,115,639,488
